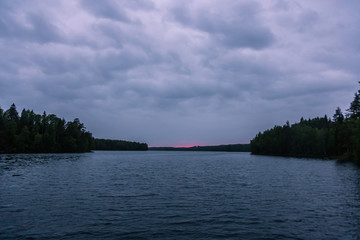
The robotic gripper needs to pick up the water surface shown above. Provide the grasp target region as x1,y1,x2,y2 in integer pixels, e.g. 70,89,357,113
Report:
0,151,359,239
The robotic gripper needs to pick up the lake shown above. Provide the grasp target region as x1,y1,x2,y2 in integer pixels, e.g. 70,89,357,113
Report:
0,151,359,239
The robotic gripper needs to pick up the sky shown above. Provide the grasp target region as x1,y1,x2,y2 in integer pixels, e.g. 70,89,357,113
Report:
0,0,359,147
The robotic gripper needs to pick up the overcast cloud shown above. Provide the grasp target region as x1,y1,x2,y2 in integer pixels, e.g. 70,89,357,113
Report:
1,0,359,146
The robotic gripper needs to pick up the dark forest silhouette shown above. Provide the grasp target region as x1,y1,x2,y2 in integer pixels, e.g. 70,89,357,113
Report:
2,82,359,161
0,104,94,153
94,138,148,151
251,82,360,165
0,105,147,153
149,144,250,152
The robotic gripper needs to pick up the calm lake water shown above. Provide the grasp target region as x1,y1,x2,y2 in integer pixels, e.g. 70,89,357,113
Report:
0,151,359,239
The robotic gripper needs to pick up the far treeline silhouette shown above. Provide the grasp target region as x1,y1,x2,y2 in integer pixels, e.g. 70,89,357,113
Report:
251,82,360,165
94,139,148,151
149,144,250,152
0,104,147,153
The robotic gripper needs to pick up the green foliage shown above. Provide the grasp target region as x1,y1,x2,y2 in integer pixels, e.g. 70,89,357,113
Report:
94,138,148,151
0,104,94,153
251,82,360,165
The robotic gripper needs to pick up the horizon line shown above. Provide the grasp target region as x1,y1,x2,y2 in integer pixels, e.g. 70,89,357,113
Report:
148,142,250,148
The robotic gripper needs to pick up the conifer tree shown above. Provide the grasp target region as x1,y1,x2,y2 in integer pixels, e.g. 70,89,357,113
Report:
347,82,360,119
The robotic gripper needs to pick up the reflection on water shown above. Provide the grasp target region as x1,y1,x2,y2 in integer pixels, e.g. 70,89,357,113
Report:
0,151,359,239
0,153,83,173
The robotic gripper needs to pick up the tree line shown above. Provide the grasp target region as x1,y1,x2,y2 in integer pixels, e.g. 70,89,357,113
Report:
94,138,148,151
0,104,94,153
149,144,250,152
0,104,149,153
251,82,360,165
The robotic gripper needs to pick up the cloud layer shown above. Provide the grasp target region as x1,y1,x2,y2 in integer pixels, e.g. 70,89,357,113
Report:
1,0,359,146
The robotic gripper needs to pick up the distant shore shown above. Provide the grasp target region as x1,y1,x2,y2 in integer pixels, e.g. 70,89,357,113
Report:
149,144,250,152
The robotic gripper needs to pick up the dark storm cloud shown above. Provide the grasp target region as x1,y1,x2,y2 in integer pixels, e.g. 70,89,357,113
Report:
171,1,274,50
80,0,154,23
80,0,131,22
0,2,63,44
0,0,359,146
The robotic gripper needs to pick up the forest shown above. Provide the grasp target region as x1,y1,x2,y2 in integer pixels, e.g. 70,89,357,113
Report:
251,82,360,165
94,138,148,151
0,104,94,153
0,104,149,153
149,144,250,152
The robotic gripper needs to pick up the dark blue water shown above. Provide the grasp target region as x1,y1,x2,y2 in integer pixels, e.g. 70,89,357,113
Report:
0,151,359,239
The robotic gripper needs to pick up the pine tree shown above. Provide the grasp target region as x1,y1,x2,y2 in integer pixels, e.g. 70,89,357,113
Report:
5,103,19,122
333,107,344,123
346,82,360,119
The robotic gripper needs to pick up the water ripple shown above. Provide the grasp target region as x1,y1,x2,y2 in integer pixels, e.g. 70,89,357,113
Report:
0,151,359,239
